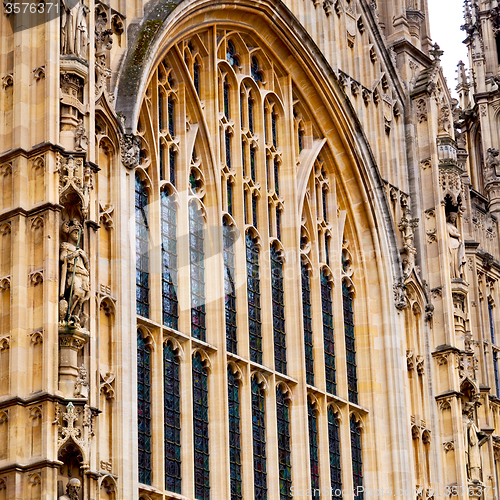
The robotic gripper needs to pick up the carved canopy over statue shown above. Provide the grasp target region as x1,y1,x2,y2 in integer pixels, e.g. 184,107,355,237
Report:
447,212,466,279
59,219,90,328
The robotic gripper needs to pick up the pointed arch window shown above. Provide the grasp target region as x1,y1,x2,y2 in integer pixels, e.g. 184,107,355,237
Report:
193,353,209,500
190,201,206,341
224,81,230,119
489,301,500,396
164,342,181,493
321,270,336,395
137,331,152,485
246,234,262,364
225,130,232,169
343,280,358,404
276,387,292,500
301,263,314,386
328,407,342,494
351,415,363,499
194,60,201,96
161,190,178,330
271,245,286,374
307,399,320,498
228,367,242,500
135,174,149,318
168,97,175,136
252,377,267,500
251,57,263,83
224,220,237,354
169,147,177,186
227,40,239,67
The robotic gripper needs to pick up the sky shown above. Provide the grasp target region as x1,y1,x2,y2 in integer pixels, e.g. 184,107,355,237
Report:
427,0,469,96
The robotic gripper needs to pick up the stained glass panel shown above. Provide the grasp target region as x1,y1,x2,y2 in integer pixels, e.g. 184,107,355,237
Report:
190,201,206,341
135,174,149,318
328,407,342,495
228,368,242,500
193,354,209,500
302,264,314,386
271,246,286,374
168,97,175,136
246,234,262,364
321,270,336,394
343,281,358,404
161,191,178,330
276,388,292,500
137,331,152,485
224,221,237,354
308,400,320,498
351,416,363,500
164,342,181,493
252,377,267,500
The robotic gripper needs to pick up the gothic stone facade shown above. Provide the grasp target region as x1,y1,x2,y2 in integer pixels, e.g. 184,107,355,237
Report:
1,0,500,499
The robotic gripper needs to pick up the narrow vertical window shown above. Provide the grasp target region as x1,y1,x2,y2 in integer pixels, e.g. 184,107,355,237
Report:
302,263,314,385
274,158,279,195
225,130,232,169
276,209,282,241
321,270,336,395
190,201,206,341
159,90,164,129
161,191,178,330
242,140,247,177
169,148,176,186
271,112,277,147
343,281,358,404
351,415,363,500
322,186,328,223
271,246,286,374
227,181,233,216
249,98,254,134
137,331,152,485
159,143,165,180
489,302,500,396
308,400,320,498
194,61,201,96
228,367,242,500
276,387,292,500
193,353,209,500
227,41,238,67
250,146,256,182
224,81,230,118
252,195,258,229
135,175,149,318
246,234,262,364
164,342,181,493
251,57,263,83
168,97,175,136
328,407,342,494
298,126,304,153
224,221,237,353
252,377,267,500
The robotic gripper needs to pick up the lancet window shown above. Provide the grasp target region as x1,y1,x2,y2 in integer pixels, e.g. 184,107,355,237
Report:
252,376,267,500
276,386,292,500
190,201,206,341
351,415,363,499
135,175,149,318
271,245,286,374
228,367,242,500
193,353,209,500
247,233,262,364
302,262,314,386
308,398,320,497
328,406,342,493
343,280,358,404
137,330,152,485
224,220,237,354
164,341,181,493
489,301,500,396
322,270,336,395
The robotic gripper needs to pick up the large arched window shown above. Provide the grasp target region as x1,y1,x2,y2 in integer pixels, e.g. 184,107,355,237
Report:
164,341,181,493
276,386,292,500
161,190,178,330
228,366,242,500
193,353,209,500
251,376,267,499
135,175,149,318
137,330,152,485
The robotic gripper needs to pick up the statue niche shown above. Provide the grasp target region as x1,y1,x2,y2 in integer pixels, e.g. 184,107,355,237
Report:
61,0,89,60
59,219,90,329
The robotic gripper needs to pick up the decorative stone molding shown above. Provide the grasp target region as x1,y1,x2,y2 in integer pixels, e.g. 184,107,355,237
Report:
394,279,408,310
1,74,13,89
443,441,455,452
407,350,414,370
33,66,45,81
416,355,425,375
100,371,115,401
120,134,141,169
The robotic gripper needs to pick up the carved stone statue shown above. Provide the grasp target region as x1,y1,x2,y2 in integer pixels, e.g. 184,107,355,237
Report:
61,0,89,59
59,478,81,500
59,219,90,327
447,212,466,279
74,365,90,398
120,134,141,169
485,148,500,184
462,403,487,482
